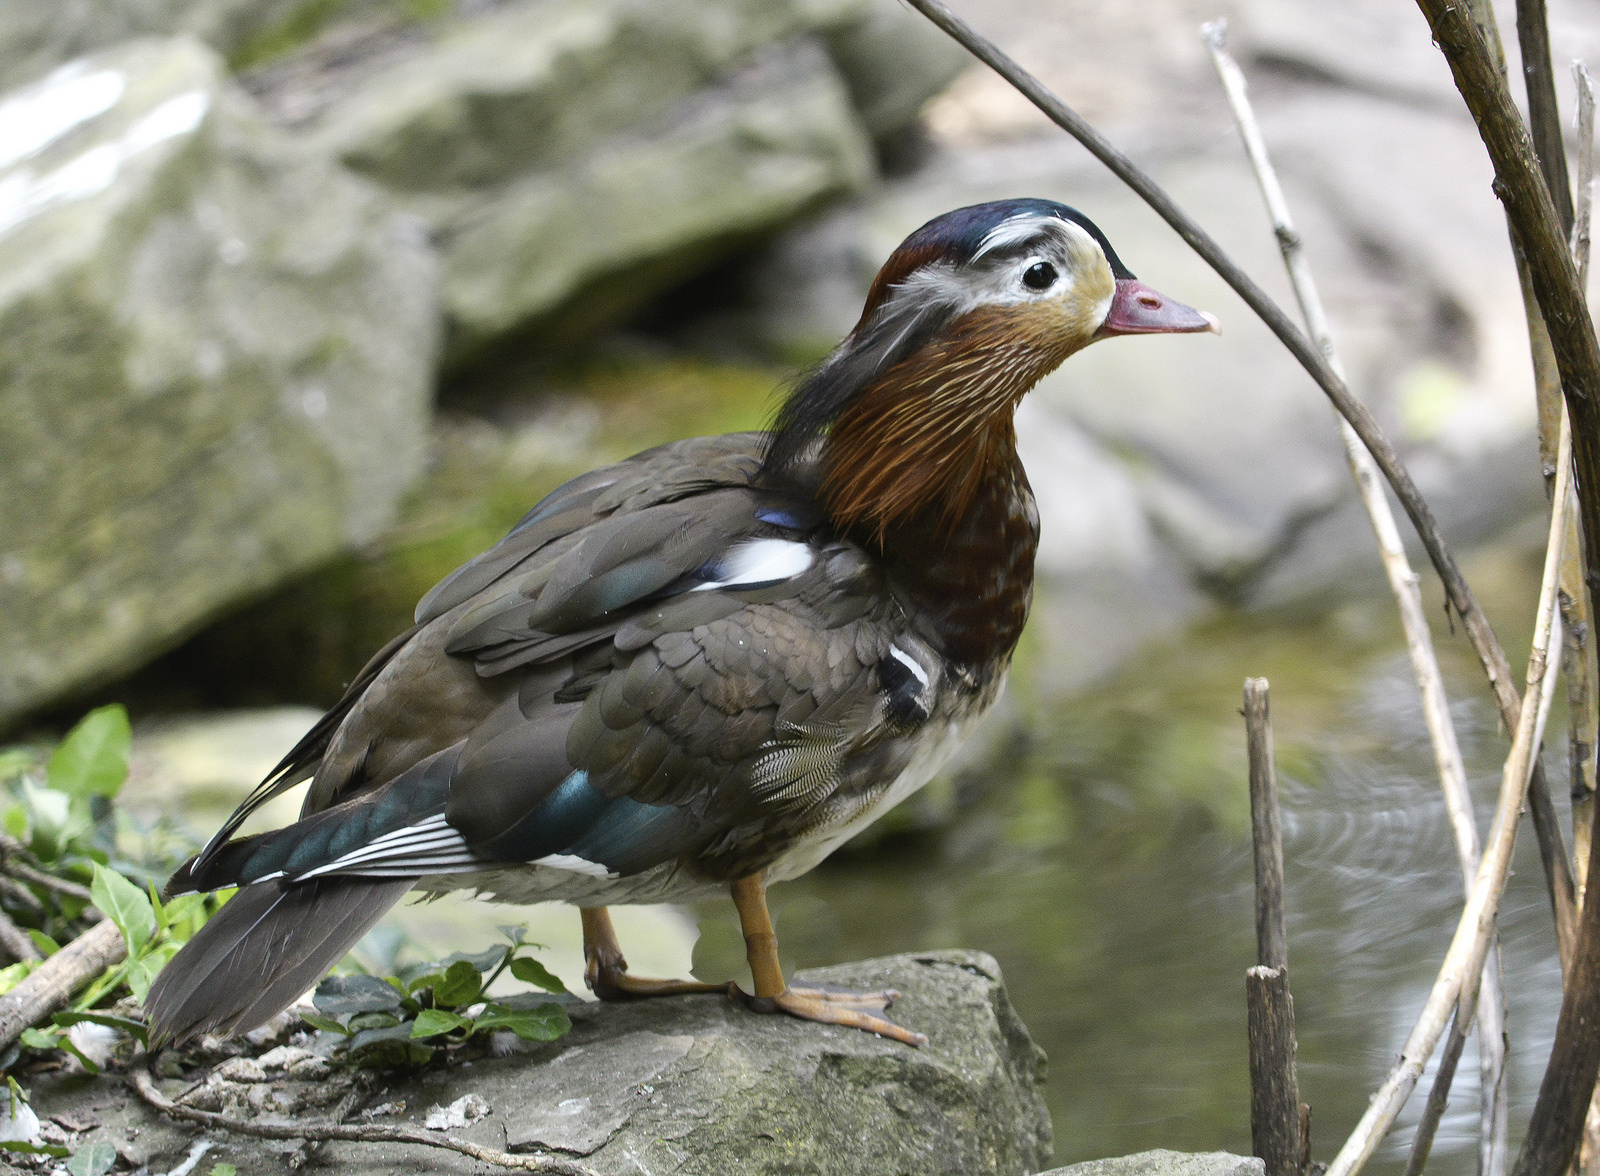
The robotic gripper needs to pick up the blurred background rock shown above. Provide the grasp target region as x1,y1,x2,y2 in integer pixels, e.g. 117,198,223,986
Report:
4,0,1599,1165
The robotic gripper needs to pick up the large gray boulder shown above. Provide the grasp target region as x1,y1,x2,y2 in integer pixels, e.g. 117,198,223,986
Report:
27,951,1052,1175
242,0,888,364
0,37,438,727
0,1,305,87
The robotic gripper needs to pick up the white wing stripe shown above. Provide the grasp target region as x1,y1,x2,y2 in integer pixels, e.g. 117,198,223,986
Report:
691,538,812,592
290,814,476,880
890,645,930,689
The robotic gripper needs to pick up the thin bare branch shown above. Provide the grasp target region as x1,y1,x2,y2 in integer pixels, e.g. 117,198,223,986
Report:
131,1069,600,1176
0,907,41,965
1203,29,1510,1172
1572,63,1595,286
1326,414,1571,1176
1517,0,1575,232
1245,678,1287,971
1405,1008,1471,1176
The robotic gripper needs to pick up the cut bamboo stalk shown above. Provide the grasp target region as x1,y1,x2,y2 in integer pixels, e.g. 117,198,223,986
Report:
1248,965,1303,1176
1245,678,1287,971
1244,679,1305,1176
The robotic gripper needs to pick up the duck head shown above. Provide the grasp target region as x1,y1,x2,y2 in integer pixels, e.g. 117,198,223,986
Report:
762,198,1217,537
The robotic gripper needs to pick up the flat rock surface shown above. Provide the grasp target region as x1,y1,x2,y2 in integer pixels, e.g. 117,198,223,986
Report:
1041,1150,1264,1176
25,950,1052,1175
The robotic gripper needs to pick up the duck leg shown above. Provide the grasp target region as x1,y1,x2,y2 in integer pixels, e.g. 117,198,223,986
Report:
579,906,724,1001
728,875,927,1046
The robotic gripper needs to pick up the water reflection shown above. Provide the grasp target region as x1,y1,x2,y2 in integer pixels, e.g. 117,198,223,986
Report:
689,595,1567,1175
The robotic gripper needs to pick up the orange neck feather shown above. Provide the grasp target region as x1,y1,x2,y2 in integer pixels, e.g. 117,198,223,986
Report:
819,304,1078,539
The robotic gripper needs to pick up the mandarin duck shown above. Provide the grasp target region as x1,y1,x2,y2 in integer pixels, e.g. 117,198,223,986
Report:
146,198,1216,1048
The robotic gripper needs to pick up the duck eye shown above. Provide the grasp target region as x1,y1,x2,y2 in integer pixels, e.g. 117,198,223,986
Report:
1022,261,1057,291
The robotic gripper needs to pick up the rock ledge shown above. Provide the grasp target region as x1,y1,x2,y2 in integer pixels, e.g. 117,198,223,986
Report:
29,950,1052,1175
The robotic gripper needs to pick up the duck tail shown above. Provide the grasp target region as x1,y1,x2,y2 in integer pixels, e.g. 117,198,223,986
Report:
145,875,413,1048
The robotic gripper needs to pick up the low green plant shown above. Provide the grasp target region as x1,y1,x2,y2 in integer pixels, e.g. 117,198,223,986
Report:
303,926,572,1066
0,707,219,1080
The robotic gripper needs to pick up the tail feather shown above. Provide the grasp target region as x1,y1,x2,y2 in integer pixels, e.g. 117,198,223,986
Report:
146,875,413,1047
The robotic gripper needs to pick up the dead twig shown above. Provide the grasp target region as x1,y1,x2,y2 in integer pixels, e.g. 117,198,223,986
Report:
4,863,94,907
290,1081,368,1170
1244,679,1287,972
1576,72,1600,1166
1406,5,1600,1172
1565,61,1596,917
1326,410,1572,1176
0,906,42,966
1243,679,1304,1176
1203,30,1511,1170
1517,0,1575,231
131,1069,600,1176
0,920,124,1051
1404,1008,1471,1176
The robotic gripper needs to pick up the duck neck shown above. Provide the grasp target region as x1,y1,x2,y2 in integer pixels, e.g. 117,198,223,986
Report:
841,420,1039,676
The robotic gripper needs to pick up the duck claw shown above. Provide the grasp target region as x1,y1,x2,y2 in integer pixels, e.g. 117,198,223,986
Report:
729,982,927,1047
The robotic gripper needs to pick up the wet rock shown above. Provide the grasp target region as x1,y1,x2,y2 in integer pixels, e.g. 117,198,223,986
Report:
26,951,1052,1176
435,37,875,363
243,0,884,364
0,38,438,727
824,1,971,144
0,1,305,87
1041,1151,1263,1176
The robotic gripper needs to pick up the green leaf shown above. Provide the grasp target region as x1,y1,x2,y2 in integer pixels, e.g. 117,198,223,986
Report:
410,1008,470,1038
441,945,505,974
209,1165,238,1176
314,974,402,1015
124,943,178,1004
2,805,25,840
346,1021,421,1054
159,892,209,941
298,1011,349,1035
26,932,59,957
509,956,568,993
402,968,445,996
432,958,482,1007
0,749,36,782
18,1028,58,1051
66,1140,116,1176
24,785,73,859
53,1011,146,1047
0,962,34,996
89,863,155,958
475,1002,571,1041
346,1011,400,1034
46,706,130,800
